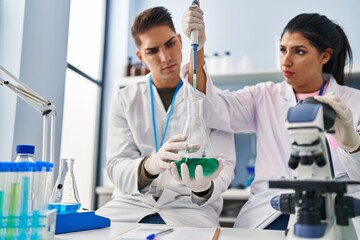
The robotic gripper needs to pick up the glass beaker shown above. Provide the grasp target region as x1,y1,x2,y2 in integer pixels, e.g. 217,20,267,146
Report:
48,159,81,213
175,97,219,179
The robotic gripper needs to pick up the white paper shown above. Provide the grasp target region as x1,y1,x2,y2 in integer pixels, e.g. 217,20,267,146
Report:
114,225,216,240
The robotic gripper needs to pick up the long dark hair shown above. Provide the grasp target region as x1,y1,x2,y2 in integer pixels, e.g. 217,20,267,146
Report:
281,13,352,85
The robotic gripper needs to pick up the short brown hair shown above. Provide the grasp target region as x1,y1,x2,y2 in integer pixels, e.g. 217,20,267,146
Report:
131,7,176,47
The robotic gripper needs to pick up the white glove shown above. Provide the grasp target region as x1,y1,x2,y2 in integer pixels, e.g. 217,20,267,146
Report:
182,5,206,50
145,134,188,175
170,158,224,193
315,92,360,152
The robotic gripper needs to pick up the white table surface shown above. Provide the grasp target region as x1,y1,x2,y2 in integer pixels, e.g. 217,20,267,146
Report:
54,222,286,240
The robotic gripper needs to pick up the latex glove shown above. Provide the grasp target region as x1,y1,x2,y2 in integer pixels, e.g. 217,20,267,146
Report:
315,92,360,152
182,4,206,50
170,158,224,193
145,134,188,175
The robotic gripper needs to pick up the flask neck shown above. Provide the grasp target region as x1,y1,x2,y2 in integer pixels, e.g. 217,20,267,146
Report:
59,159,74,173
186,97,203,116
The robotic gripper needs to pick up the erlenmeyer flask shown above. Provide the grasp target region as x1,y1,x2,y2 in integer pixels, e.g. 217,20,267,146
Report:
48,159,81,213
175,97,219,178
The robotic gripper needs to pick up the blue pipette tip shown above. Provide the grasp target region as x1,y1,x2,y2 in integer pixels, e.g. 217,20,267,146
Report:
192,44,198,93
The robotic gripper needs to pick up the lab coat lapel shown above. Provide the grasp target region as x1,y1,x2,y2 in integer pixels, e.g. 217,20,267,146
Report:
280,81,297,117
172,83,184,111
324,75,340,96
148,80,167,115
148,79,184,116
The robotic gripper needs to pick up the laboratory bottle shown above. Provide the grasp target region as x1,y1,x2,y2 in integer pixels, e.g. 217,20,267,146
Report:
124,56,132,76
175,97,219,179
48,158,81,213
207,52,220,75
245,157,255,187
238,55,252,72
14,144,35,163
221,51,235,74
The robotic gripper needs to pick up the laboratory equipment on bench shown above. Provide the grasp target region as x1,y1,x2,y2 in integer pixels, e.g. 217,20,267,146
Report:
175,97,219,179
0,65,56,165
1,65,57,239
269,97,360,240
49,158,110,234
0,161,56,239
49,158,81,213
15,144,35,163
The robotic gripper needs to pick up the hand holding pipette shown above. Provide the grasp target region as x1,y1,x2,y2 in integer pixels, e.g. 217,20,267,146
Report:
183,0,203,93
182,0,206,51
182,1,207,93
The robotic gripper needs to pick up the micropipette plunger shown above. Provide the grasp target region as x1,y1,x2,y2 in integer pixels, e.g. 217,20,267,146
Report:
191,0,199,93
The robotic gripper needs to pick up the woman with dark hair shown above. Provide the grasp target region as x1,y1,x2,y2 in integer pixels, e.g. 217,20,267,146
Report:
182,8,360,232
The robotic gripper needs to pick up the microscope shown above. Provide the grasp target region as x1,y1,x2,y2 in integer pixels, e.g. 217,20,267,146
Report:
269,97,360,239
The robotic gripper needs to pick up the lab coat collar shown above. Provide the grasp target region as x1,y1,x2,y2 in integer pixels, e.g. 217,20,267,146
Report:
146,75,185,116
323,73,340,96
280,73,338,103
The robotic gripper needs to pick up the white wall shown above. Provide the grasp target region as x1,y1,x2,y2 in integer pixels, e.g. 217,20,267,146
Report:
99,0,131,177
0,0,70,172
0,0,26,161
127,0,360,70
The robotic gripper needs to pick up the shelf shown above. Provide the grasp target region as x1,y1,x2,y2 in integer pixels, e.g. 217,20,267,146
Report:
118,64,360,88
211,70,282,86
96,186,114,195
211,65,360,86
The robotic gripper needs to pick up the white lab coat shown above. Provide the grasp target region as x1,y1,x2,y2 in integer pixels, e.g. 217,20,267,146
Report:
185,67,360,230
95,73,236,227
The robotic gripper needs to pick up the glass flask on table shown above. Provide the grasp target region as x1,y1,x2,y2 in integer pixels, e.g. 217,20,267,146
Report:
48,158,81,213
175,97,219,179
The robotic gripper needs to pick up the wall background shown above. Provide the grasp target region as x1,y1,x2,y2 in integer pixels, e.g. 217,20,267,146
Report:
125,0,360,70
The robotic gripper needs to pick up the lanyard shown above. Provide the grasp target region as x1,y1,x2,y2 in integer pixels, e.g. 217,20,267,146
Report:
318,81,327,96
295,81,327,102
149,75,183,152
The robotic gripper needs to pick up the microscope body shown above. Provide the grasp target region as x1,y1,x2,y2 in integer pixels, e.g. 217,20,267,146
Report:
269,98,359,240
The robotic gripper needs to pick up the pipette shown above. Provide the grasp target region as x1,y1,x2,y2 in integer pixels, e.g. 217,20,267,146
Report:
190,0,199,93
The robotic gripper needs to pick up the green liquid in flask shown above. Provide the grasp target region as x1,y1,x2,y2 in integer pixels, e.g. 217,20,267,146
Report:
174,158,218,179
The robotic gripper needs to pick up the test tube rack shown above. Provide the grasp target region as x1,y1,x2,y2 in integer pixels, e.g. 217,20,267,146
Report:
0,162,56,240
0,209,56,240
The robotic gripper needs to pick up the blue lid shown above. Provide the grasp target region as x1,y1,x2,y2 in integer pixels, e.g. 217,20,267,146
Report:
16,145,35,155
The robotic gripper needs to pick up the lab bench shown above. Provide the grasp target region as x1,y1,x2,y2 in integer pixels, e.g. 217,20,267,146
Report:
95,186,250,227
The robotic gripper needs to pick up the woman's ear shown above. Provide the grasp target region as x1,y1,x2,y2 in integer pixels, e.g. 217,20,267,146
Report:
321,48,333,65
